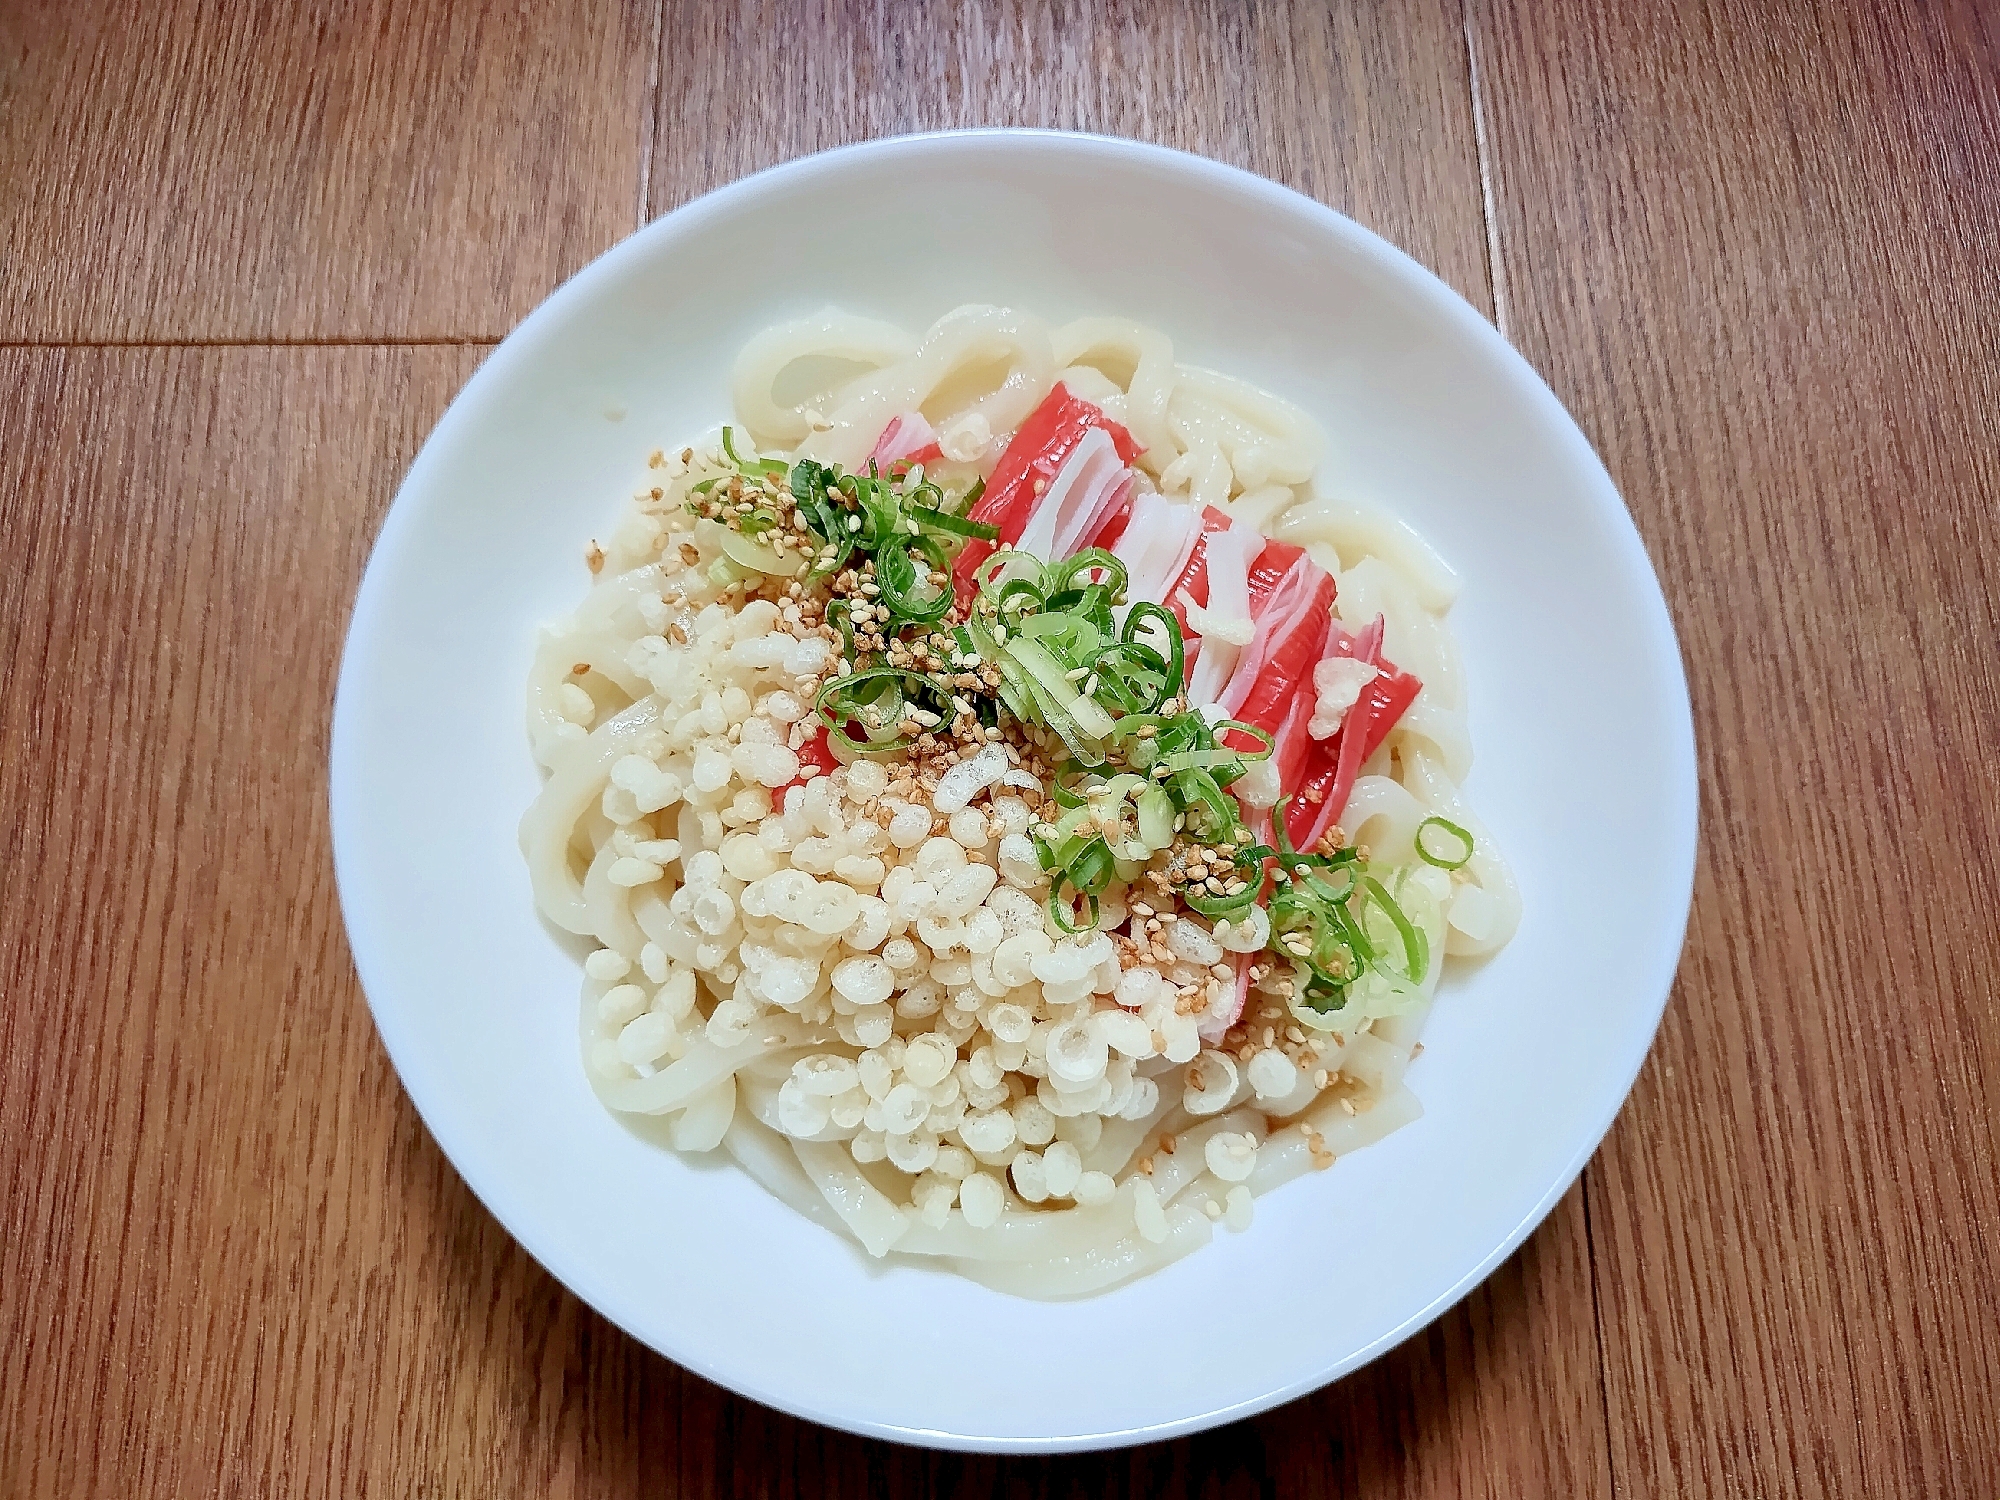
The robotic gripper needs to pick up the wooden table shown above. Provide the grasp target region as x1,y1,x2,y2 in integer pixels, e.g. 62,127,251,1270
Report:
3,2,1995,1494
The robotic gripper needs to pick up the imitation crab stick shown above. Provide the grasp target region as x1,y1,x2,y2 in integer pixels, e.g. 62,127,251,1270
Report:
951,384,1141,601
1217,583,1339,826
1012,428,1134,566
1217,559,1338,727
1180,524,1260,706
1084,483,1136,550
1157,507,1239,631
1245,537,1306,615
1287,619,1423,847
868,413,942,471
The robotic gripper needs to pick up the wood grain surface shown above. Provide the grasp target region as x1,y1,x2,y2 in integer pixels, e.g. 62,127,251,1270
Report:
0,1,656,342
651,0,1495,310
1470,2,2000,1495
0,1,1994,1496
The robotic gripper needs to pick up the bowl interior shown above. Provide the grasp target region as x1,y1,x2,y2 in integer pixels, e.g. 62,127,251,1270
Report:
331,131,1695,1451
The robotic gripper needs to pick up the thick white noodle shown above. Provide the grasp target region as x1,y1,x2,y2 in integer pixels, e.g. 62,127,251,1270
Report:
731,310,917,446
591,1024,814,1115
521,698,665,933
1051,316,1177,457
581,842,648,959
1246,1087,1424,1198
1163,367,1323,493
1081,1088,1182,1179
1277,498,1460,611
724,1115,853,1239
528,304,1520,1298
1146,1110,1269,1203
961,1202,1213,1299
794,1141,913,1257
895,1180,1147,1263
1401,752,1523,957
799,305,1055,471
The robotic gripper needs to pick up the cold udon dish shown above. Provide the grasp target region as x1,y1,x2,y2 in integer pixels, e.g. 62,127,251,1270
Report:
522,306,1519,1298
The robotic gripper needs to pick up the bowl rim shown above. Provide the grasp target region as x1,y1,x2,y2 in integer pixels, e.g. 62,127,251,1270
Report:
329,126,1698,1452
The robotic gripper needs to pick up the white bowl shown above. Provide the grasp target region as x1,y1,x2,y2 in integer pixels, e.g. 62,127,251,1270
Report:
330,130,1696,1452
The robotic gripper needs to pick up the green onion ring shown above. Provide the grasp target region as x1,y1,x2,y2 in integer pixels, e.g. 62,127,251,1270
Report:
1357,874,1427,983
1414,815,1476,870
1121,604,1185,693
910,505,998,540
813,666,942,754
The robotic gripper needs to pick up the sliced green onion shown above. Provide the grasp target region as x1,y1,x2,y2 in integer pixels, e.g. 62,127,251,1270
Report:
1169,768,1241,841
1357,875,1428,983
789,461,844,553
1135,785,1176,850
1047,548,1126,595
1121,604,1185,700
974,548,1041,596
908,505,999,540
1290,991,1348,1029
720,426,786,476
1182,876,1261,922
1006,635,1115,742
1297,865,1357,906
718,527,802,577
1212,720,1274,763
874,531,952,624
1415,815,1475,870
1160,748,1245,772
1047,887,1102,935
1033,813,1119,935
1013,611,1102,650
813,667,943,754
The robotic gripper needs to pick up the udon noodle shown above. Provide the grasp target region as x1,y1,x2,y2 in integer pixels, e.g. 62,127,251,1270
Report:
522,305,1518,1297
